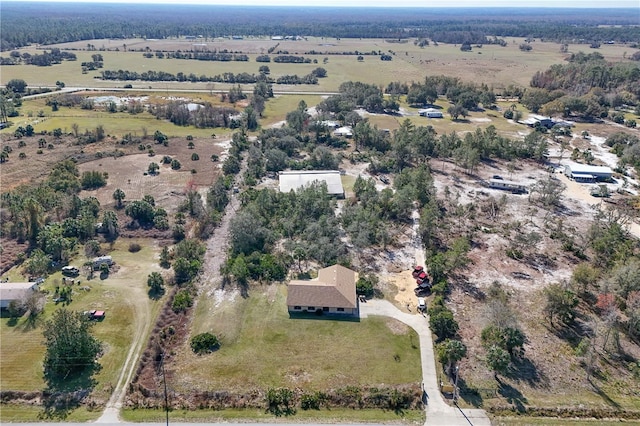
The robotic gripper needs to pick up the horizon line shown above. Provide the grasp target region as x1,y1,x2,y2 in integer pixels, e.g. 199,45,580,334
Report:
2,0,639,8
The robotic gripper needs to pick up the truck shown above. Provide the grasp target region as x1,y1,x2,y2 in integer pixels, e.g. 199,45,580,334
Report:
61,266,80,276
412,266,432,295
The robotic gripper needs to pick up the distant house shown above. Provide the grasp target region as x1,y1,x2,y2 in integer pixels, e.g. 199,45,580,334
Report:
521,114,574,129
333,126,353,138
564,163,613,182
418,108,443,118
279,170,345,198
287,265,358,316
271,36,284,41
316,120,340,129
0,282,39,309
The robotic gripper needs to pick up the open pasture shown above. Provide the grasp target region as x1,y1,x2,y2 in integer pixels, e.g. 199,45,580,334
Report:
4,92,237,139
3,37,634,92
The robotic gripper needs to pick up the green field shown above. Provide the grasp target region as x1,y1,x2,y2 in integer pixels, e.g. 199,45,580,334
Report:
0,238,165,420
121,407,425,423
6,93,237,139
182,285,421,392
2,37,632,92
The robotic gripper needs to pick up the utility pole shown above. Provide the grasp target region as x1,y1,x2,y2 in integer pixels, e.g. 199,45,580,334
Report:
454,365,460,403
161,352,169,426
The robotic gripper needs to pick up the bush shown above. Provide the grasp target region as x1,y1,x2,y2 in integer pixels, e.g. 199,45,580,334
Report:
128,242,142,252
266,388,296,416
356,275,376,297
170,159,181,170
191,153,199,161
81,170,107,190
190,332,220,354
300,392,326,410
429,309,459,341
172,289,193,312
612,113,625,124
430,280,449,296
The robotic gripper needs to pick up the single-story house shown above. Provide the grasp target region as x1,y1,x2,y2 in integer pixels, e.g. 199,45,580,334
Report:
316,120,340,129
279,170,345,198
488,179,528,193
521,114,554,128
333,126,353,138
521,114,574,129
287,265,358,316
0,282,39,309
564,164,613,182
419,108,443,118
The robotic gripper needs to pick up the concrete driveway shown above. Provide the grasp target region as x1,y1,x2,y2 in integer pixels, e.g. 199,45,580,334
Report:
360,299,492,426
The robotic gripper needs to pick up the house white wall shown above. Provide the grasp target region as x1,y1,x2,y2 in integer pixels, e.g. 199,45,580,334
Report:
288,305,356,315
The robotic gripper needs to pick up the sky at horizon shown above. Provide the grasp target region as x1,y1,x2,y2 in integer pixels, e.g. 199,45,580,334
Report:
2,0,640,8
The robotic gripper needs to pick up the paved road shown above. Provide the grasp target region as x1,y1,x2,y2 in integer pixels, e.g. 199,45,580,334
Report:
21,87,340,100
360,299,491,426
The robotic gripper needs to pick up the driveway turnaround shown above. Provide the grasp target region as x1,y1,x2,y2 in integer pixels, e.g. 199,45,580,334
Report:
360,299,492,426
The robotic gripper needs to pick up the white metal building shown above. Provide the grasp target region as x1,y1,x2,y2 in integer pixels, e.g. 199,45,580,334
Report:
563,163,613,182
278,170,345,197
333,126,353,138
418,108,443,118
0,282,39,309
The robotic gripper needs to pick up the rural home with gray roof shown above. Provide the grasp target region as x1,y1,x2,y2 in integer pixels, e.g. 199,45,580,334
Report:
287,265,358,316
0,282,39,309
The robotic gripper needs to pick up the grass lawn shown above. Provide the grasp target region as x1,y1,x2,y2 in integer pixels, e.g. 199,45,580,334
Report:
261,94,324,124
0,238,165,421
8,94,236,139
180,285,421,392
121,407,425,423
493,418,640,426
0,404,102,422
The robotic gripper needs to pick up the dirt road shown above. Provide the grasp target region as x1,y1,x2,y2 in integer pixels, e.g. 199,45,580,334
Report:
96,268,153,423
391,209,426,310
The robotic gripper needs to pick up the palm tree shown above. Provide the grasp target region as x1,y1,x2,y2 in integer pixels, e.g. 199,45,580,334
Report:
112,188,125,209
22,198,44,243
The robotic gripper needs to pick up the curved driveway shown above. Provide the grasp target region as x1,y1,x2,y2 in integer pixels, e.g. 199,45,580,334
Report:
360,299,491,426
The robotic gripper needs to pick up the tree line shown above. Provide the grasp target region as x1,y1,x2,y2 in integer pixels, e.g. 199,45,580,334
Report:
2,3,639,51
98,69,323,85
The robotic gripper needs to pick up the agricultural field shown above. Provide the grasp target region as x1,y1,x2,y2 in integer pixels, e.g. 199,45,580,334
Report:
1,37,634,92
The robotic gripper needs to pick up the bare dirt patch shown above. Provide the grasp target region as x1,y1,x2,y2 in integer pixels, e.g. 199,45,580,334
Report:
0,239,30,275
77,137,226,212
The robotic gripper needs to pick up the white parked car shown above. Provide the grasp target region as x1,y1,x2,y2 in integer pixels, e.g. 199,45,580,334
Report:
418,297,426,312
